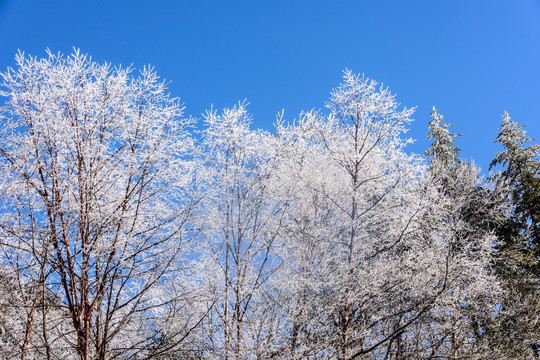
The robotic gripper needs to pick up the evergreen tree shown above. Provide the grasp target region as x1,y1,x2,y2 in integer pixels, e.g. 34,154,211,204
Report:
489,112,540,358
491,111,540,262
425,106,461,167
423,108,505,359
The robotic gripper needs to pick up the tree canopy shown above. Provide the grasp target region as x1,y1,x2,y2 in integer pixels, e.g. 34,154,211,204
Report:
0,51,538,360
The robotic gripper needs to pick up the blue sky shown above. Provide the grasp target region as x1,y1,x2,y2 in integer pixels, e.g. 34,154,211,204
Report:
0,1,539,172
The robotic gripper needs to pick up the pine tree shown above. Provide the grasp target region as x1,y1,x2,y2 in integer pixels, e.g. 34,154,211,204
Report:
489,112,540,358
491,112,540,260
423,108,505,359
425,106,461,166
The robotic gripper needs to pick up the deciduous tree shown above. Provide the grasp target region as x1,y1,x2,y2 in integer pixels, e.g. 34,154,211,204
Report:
0,50,197,360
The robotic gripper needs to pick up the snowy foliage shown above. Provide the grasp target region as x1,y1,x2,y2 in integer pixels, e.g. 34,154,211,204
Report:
0,51,536,360
0,51,197,360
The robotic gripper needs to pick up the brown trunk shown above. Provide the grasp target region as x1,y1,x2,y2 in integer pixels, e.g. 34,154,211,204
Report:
291,322,299,358
341,306,351,360
451,325,457,359
21,306,36,360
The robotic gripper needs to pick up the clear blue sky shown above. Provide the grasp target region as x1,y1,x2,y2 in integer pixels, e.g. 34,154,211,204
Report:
1,0,539,172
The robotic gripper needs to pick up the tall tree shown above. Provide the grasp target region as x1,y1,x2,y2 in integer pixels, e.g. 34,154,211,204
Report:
272,73,499,359
489,112,540,358
421,107,505,359
196,104,287,359
0,51,198,360
491,111,540,263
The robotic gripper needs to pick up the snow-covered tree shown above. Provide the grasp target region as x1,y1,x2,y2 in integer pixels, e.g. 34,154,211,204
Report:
269,72,488,359
195,103,287,359
489,112,540,358
425,106,461,166
415,107,506,359
0,50,198,360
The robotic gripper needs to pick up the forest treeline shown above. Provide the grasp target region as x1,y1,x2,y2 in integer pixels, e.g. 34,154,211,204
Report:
0,51,538,360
